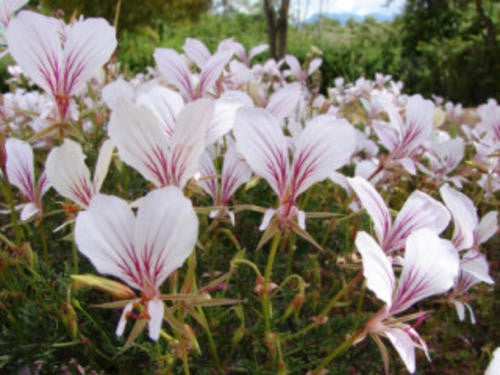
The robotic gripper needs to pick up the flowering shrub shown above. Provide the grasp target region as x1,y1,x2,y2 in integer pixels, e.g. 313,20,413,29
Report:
0,7,498,374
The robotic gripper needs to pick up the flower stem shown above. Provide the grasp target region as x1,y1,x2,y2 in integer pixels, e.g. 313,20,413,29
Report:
1,175,22,245
262,231,282,333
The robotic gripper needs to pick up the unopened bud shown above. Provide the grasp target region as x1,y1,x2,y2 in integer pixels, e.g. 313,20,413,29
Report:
71,274,135,300
60,302,78,339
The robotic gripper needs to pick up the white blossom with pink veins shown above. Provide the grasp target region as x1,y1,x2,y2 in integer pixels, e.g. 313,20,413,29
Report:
6,10,117,121
45,139,114,208
439,184,496,323
74,186,198,341
355,229,459,373
5,138,50,220
485,347,500,375
108,99,213,189
234,107,356,231
347,176,450,253
199,139,252,225
372,94,435,175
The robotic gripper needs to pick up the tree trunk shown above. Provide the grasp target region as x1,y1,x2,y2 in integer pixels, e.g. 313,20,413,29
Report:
277,0,290,59
263,0,277,59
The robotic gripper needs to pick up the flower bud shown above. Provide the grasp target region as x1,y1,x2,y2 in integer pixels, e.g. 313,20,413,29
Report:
71,274,135,300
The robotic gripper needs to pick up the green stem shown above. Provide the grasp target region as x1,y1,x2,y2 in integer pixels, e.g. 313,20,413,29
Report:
71,221,79,274
39,219,49,264
209,228,220,278
262,231,282,333
197,306,223,374
313,329,365,373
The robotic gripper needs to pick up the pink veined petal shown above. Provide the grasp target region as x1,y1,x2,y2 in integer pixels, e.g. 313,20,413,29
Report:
372,120,399,152
391,229,459,315
147,298,165,341
134,186,198,288
234,107,290,198
397,95,434,157
385,190,450,252
183,37,211,69
0,0,27,27
62,17,117,95
92,139,114,193
347,176,391,245
199,150,218,201
266,83,301,121
5,138,35,201
476,211,498,245
102,78,135,111
198,50,233,97
248,44,268,62
169,99,214,188
221,140,252,203
207,91,252,144
284,55,302,80
45,139,93,207
291,116,356,199
108,102,171,188
37,170,51,198
259,209,276,231
439,183,478,251
154,48,194,100
116,301,135,337
355,231,395,307
6,10,62,95
75,194,140,289
307,58,322,76
136,86,184,138
383,327,417,374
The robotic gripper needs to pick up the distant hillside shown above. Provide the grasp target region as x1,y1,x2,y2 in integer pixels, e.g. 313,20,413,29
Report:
306,12,395,24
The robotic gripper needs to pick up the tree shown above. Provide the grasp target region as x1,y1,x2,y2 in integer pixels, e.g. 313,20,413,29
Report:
263,0,290,59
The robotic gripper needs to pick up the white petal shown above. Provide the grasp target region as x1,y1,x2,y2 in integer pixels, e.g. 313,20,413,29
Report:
183,38,211,69
485,348,500,375
248,44,268,61
391,229,459,315
355,232,395,307
266,83,301,121
291,116,356,198
384,327,417,373
347,176,391,245
221,140,252,203
284,55,302,79
207,91,251,143
62,17,117,95
453,301,465,322
198,50,232,96
199,150,218,201
136,86,184,138
108,102,170,187
307,58,322,76
398,95,434,156
20,202,38,221
386,190,451,252
0,0,28,27
116,302,134,337
461,250,494,285
234,107,290,197
45,139,93,207
259,209,276,231
5,137,35,201
147,299,164,341
134,186,198,287
102,78,134,111
476,211,498,245
439,183,478,251
6,11,62,95
169,99,214,188
154,48,194,100
75,194,140,289
92,139,114,193
297,209,306,230
465,303,476,324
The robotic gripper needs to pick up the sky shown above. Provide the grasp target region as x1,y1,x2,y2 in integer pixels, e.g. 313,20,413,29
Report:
289,0,406,21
